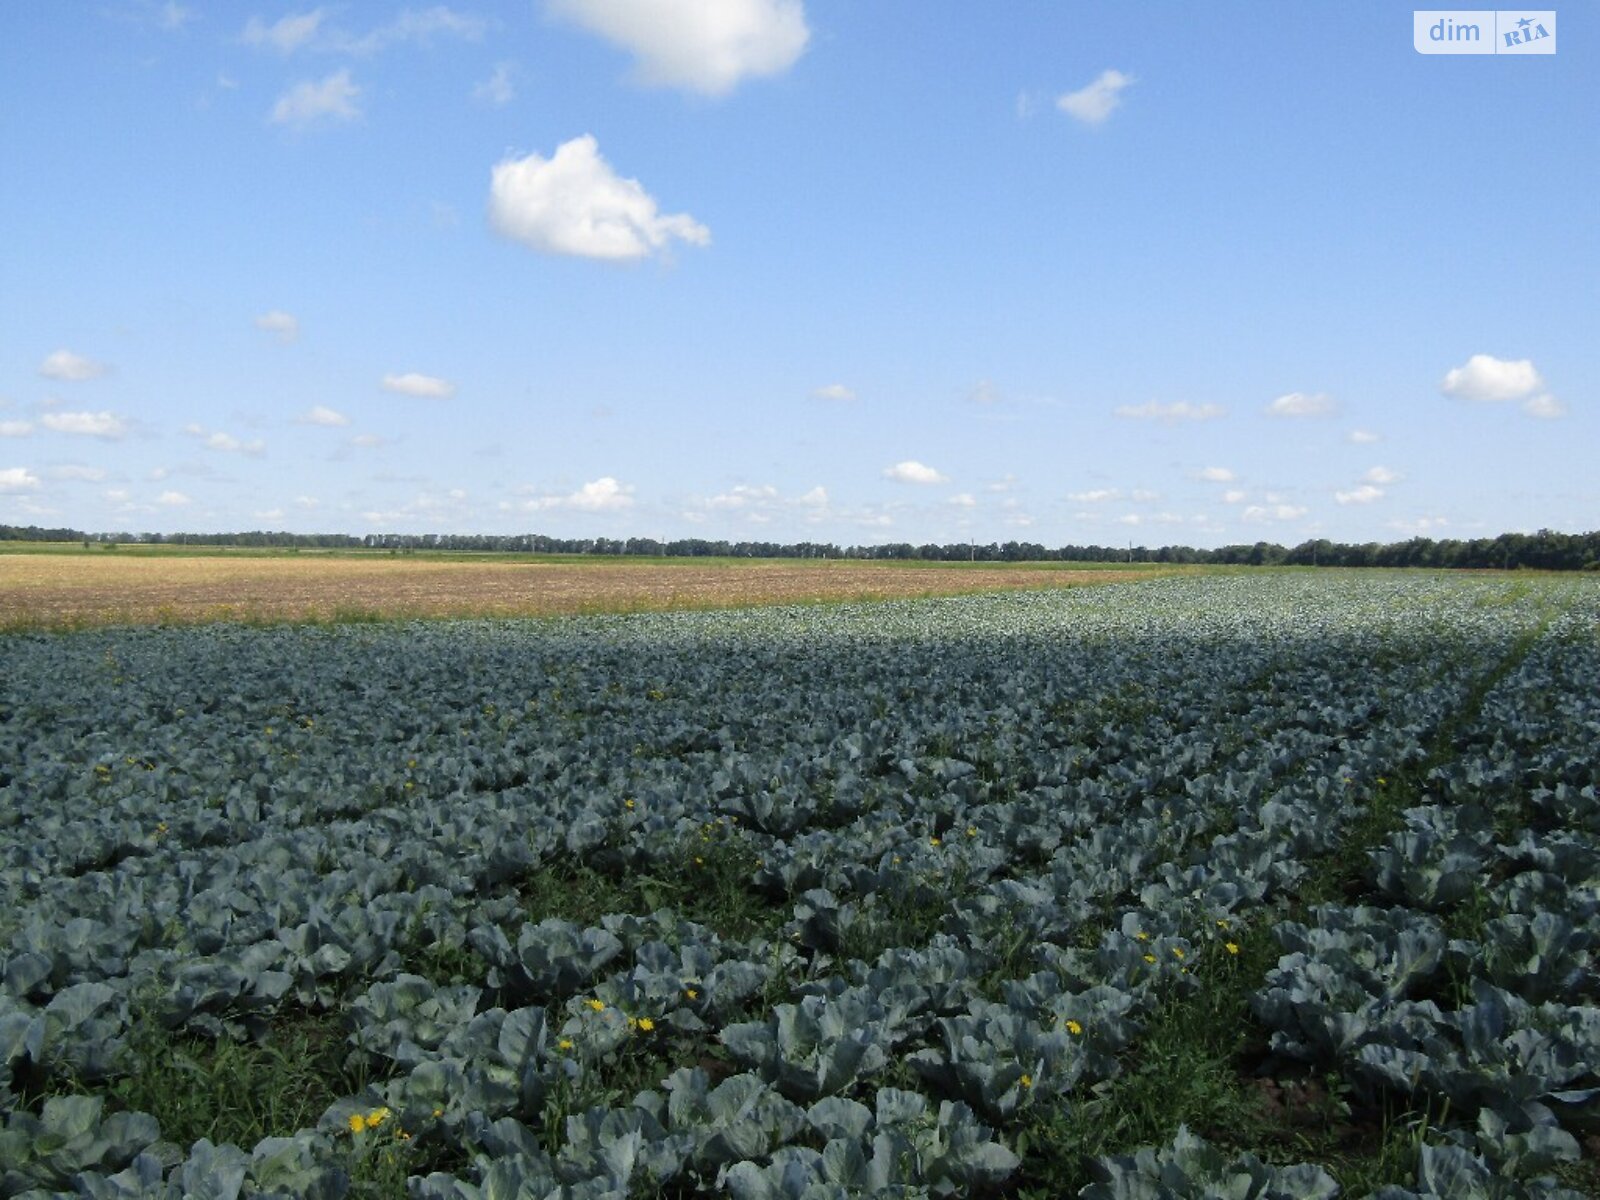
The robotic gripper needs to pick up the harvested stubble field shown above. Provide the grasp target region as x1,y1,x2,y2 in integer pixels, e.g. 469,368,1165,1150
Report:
0,549,1175,630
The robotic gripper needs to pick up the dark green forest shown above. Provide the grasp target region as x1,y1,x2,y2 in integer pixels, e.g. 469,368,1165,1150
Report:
4,523,1598,570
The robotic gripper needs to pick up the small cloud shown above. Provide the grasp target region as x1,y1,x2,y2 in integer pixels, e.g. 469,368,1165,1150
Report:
474,61,516,105
1015,89,1042,120
707,483,778,509
242,9,327,53
489,135,709,261
382,372,455,398
39,350,110,381
526,475,635,512
156,490,191,506
1335,485,1385,505
1363,465,1402,485
295,495,320,509
256,508,285,521
350,433,389,448
811,383,855,402
1114,400,1224,422
254,310,299,342
1243,503,1307,521
0,420,33,437
548,0,809,96
1066,488,1117,503
1266,391,1335,417
50,465,107,481
883,460,949,485
798,485,828,506
41,411,127,439
1440,353,1542,402
947,492,976,508
1057,68,1134,125
1197,466,1235,483
968,380,1002,406
1389,516,1449,533
1221,489,1247,504
302,405,349,427
157,3,194,30
1522,393,1566,419
1130,488,1160,502
270,68,361,127
1348,428,1380,444
0,467,40,492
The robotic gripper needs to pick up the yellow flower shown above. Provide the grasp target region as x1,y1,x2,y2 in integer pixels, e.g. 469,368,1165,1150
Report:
432,1108,443,1118
1171,947,1185,960
966,827,978,838
638,1017,655,1032
684,987,699,1001
1377,777,1388,787
624,798,636,810
1065,1019,1083,1036
348,1113,368,1134
929,837,941,847
1019,1074,1033,1089
558,1038,574,1051
586,998,605,1011
1143,953,1157,964
694,856,704,865
1134,931,1150,941
1225,942,1240,955
1216,918,1230,929
627,1016,639,1029
367,1107,390,1128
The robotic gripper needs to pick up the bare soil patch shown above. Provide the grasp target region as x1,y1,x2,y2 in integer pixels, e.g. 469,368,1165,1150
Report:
0,553,1173,630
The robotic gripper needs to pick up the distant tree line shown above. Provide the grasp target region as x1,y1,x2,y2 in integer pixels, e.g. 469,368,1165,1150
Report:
3,524,1598,571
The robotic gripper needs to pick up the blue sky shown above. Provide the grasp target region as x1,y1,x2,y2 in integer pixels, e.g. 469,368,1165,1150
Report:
1,2,1594,546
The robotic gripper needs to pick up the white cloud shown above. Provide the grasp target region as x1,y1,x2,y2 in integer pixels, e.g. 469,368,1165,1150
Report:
302,405,349,426
271,69,360,127
1197,466,1235,483
0,421,33,437
1221,489,1247,504
0,467,40,492
1348,428,1381,444
242,9,326,52
527,475,635,512
350,433,388,448
1130,488,1160,502
474,61,516,106
41,411,127,439
209,431,265,454
489,135,709,261
39,350,110,381
1522,393,1566,419
51,465,106,481
708,483,777,509
254,310,299,342
1335,485,1384,505
295,495,320,509
1441,353,1542,402
1243,503,1308,521
947,492,976,508
256,508,285,521
883,460,949,485
158,3,194,30
361,7,486,51
1114,400,1224,422
986,474,1018,493
798,485,828,506
156,490,191,507
1363,465,1402,485
1067,488,1117,503
548,0,809,95
968,380,1001,406
382,372,455,398
1057,68,1134,125
1389,516,1449,533
1266,391,1335,417
811,383,856,402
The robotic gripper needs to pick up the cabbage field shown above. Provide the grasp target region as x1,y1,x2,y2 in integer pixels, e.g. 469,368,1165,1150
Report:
3,572,1598,1198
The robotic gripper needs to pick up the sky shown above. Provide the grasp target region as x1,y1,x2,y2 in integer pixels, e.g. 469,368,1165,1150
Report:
1,2,1595,548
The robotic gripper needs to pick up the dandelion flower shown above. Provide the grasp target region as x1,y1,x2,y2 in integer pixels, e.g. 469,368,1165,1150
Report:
929,837,941,847
966,827,978,838
1225,942,1240,955
1065,1019,1083,1036
558,1038,574,1051
1171,947,1185,960
1143,953,1157,964
1019,1074,1033,1089
638,1017,655,1032
367,1107,390,1128
586,998,605,1011
348,1113,368,1134
685,988,699,1001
